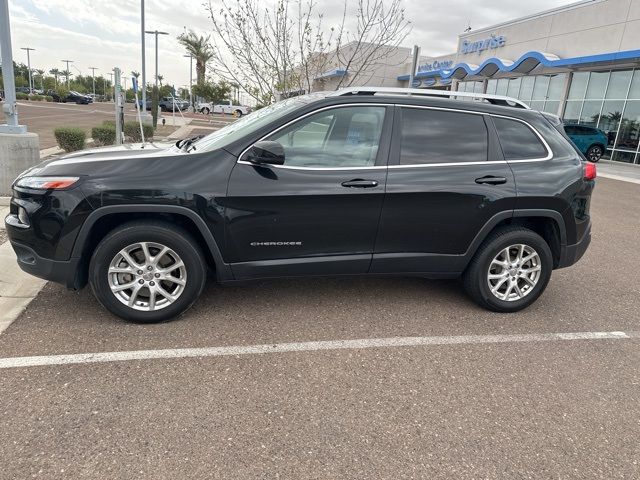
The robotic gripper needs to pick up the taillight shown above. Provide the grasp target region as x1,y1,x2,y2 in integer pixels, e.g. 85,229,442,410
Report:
583,162,597,181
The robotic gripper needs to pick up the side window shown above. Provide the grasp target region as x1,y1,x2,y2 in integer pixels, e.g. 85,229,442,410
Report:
399,108,488,164
267,106,386,168
564,125,579,136
493,117,548,160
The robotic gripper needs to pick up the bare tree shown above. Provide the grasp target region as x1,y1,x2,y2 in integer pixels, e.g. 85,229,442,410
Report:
205,0,411,104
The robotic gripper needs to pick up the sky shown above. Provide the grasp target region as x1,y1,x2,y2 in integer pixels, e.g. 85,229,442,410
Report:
5,0,578,89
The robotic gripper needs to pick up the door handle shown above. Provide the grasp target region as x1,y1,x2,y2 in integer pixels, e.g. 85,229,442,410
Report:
341,179,379,188
475,175,507,185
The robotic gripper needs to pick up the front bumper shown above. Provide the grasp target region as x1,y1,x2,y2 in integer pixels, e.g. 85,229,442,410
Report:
557,223,591,269
9,239,81,289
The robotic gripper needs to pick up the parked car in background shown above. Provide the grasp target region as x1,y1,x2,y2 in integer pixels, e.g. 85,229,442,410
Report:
46,90,93,104
139,97,189,112
198,99,250,116
563,124,608,162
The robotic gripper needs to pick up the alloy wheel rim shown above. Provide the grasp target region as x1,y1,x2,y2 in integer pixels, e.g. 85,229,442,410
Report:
108,242,187,312
589,147,602,161
487,244,541,302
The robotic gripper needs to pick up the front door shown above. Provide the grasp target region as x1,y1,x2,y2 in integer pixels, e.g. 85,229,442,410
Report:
225,104,392,280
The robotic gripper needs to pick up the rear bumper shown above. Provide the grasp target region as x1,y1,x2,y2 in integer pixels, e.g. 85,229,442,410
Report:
557,223,591,269
9,240,81,289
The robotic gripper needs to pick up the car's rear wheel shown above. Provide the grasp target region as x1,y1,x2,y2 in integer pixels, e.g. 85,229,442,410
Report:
586,144,604,162
234,109,243,117
89,221,207,323
201,107,210,115
462,226,553,312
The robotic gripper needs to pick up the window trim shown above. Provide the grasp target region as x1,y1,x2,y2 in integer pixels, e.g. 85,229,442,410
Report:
387,105,552,168
237,102,553,170
491,114,553,162
237,103,390,171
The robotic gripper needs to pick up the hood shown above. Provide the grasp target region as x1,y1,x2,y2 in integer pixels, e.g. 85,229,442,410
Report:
20,141,179,178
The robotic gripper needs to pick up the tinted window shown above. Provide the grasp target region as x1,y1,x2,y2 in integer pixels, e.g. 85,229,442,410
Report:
268,106,386,168
493,117,548,160
400,108,488,164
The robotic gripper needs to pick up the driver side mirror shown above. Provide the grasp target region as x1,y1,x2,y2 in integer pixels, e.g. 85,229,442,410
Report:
245,141,285,166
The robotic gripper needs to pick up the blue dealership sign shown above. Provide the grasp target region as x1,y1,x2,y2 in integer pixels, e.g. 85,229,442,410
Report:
460,34,506,55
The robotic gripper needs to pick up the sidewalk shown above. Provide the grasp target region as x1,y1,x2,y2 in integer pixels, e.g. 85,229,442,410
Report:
597,160,640,185
0,197,46,334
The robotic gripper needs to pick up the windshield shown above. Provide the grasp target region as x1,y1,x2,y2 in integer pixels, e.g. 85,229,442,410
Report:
191,92,327,153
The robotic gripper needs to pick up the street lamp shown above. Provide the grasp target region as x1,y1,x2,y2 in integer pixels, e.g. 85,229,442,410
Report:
145,29,168,125
61,59,73,87
145,30,168,92
183,53,193,110
20,47,35,93
89,67,98,96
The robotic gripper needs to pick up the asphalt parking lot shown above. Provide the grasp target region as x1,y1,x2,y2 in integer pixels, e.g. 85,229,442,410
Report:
11,101,232,149
1,177,639,479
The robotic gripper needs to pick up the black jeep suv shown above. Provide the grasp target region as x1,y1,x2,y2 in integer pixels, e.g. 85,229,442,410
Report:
5,87,595,322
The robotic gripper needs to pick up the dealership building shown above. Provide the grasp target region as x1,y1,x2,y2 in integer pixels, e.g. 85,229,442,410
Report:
396,0,640,164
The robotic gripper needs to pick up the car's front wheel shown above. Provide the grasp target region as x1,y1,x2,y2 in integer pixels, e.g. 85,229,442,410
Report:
200,107,210,115
89,221,207,323
234,109,243,117
586,144,604,162
462,226,553,312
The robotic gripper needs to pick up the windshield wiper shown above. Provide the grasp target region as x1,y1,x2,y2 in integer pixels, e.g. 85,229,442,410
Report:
175,135,204,152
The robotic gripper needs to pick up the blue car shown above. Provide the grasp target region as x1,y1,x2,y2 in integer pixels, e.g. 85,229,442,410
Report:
563,124,608,162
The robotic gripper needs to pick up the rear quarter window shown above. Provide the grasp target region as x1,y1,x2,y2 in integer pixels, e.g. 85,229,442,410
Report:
493,117,548,160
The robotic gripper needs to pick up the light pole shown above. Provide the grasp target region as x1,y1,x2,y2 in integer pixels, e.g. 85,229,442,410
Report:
21,47,35,93
183,53,193,110
145,30,168,92
141,0,147,114
145,29,168,126
0,0,25,132
61,59,73,87
89,67,98,96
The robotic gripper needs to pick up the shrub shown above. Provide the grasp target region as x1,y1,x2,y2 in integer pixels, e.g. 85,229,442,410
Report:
102,119,116,127
124,121,154,142
91,125,116,146
16,92,28,100
55,86,69,102
45,96,54,102
54,127,86,152
28,94,45,101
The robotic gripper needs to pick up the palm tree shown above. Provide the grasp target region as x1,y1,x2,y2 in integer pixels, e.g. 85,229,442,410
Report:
49,68,60,86
178,30,214,85
156,74,164,87
35,69,45,90
131,71,140,79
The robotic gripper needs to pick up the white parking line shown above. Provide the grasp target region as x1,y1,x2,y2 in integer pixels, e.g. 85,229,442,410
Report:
0,331,633,369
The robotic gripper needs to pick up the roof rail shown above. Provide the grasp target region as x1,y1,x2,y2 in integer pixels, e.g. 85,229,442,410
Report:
330,86,530,109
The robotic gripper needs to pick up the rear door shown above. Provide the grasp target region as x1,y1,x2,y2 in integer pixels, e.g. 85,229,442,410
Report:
225,104,392,279
371,105,516,275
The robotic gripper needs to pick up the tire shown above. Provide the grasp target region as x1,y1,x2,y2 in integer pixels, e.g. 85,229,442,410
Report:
234,109,243,117
89,221,207,323
586,144,603,162
462,226,553,313
201,107,210,115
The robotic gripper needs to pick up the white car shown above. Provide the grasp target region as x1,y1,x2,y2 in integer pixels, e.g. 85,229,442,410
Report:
198,100,250,116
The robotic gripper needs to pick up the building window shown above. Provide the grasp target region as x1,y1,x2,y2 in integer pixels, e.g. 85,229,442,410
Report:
562,69,640,164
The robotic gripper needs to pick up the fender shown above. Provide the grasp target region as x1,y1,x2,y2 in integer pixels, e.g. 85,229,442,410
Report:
70,204,234,281
462,208,566,267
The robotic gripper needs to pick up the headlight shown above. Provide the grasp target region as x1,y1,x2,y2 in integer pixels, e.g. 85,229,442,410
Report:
15,176,80,190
